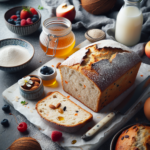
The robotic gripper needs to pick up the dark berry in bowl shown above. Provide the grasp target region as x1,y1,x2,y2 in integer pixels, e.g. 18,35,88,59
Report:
1,119,9,126
32,17,38,23
49,68,54,74
8,19,15,24
33,15,39,19
16,10,21,15
40,66,54,75
17,14,20,18
15,21,20,25
17,18,21,21
2,104,10,112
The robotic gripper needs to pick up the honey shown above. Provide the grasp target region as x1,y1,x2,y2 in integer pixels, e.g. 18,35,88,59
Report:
40,17,75,58
42,78,56,87
58,116,64,121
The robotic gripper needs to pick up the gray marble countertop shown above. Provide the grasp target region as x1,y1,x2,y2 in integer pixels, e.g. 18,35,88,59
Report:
0,0,150,150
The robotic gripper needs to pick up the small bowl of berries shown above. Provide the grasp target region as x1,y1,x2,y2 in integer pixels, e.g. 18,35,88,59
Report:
38,66,57,86
4,6,41,36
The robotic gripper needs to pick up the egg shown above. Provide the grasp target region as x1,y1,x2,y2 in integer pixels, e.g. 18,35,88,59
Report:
145,41,150,58
144,97,150,121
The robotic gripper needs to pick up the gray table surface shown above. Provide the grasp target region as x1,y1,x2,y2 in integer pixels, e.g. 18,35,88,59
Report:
0,0,150,150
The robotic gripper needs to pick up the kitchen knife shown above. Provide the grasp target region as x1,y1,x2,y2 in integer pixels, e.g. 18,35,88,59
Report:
81,76,150,141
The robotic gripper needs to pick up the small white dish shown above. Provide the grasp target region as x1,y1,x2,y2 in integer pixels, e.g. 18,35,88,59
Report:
38,66,57,81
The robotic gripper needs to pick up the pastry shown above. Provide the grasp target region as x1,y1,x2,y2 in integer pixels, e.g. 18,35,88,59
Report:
115,124,150,150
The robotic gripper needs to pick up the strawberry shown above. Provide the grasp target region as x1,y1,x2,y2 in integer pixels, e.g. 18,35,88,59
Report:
26,18,33,25
51,131,62,142
20,7,33,19
21,19,27,26
30,8,38,15
10,15,17,20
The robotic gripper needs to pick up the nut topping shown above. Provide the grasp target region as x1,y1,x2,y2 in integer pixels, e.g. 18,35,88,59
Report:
31,77,40,82
49,104,56,109
56,103,61,108
58,108,63,114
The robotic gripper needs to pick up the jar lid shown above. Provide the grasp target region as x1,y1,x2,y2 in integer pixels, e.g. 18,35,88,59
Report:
85,29,106,42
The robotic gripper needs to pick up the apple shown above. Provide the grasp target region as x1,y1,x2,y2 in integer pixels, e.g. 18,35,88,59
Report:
145,41,150,58
56,3,76,22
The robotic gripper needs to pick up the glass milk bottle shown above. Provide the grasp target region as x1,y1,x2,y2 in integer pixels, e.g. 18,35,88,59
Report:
115,0,143,46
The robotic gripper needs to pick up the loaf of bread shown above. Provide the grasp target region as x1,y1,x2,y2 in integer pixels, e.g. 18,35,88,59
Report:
36,91,92,133
59,40,141,112
115,124,150,150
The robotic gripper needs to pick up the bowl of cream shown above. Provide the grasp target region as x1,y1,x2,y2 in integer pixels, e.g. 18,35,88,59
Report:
0,38,34,73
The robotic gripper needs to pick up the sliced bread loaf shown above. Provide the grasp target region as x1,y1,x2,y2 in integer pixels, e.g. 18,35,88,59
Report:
59,40,141,112
36,91,93,133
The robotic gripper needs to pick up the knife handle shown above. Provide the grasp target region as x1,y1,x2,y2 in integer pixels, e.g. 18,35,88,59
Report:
81,112,115,141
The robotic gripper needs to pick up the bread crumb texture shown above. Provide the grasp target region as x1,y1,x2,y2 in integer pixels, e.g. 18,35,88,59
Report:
115,124,150,150
36,92,92,126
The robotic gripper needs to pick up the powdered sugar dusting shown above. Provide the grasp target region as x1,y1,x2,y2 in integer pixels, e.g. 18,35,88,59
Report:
61,48,89,66
83,51,141,91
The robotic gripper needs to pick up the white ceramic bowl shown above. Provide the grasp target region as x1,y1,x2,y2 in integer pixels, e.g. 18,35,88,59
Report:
0,38,35,73
38,66,57,81
4,6,41,36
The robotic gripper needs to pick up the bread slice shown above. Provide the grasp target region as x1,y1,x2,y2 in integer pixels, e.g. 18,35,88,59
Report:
36,91,93,133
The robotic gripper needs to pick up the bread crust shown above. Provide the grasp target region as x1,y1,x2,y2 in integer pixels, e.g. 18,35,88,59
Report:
115,124,150,150
36,91,93,133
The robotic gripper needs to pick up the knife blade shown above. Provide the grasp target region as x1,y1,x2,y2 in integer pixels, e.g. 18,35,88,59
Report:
81,76,150,141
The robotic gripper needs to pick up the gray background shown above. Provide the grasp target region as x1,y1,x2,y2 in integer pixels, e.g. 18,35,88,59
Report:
0,0,150,150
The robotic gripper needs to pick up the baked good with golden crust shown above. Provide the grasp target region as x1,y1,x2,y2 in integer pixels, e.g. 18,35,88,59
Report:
36,91,92,133
115,124,150,150
59,40,141,112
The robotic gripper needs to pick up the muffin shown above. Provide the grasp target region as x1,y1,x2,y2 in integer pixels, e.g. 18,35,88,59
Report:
115,124,150,150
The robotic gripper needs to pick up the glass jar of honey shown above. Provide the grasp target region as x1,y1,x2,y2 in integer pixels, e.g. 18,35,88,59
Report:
39,17,75,57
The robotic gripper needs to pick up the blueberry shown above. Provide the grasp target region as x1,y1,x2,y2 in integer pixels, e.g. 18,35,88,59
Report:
43,66,49,72
17,15,20,18
45,73,49,75
15,21,20,25
33,15,39,19
7,19,15,24
40,70,44,74
1,119,9,126
16,24,20,26
2,104,10,112
17,18,21,21
16,10,21,15
49,68,54,74
32,17,38,23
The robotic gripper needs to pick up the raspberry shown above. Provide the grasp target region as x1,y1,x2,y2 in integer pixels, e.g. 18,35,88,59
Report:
17,122,27,132
10,15,18,20
21,19,27,26
51,131,62,142
26,18,33,25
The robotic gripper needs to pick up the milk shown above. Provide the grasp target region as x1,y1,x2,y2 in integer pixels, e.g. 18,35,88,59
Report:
115,6,143,46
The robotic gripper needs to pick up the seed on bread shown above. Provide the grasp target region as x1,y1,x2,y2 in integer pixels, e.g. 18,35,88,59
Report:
56,103,61,108
49,104,56,109
58,108,63,114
